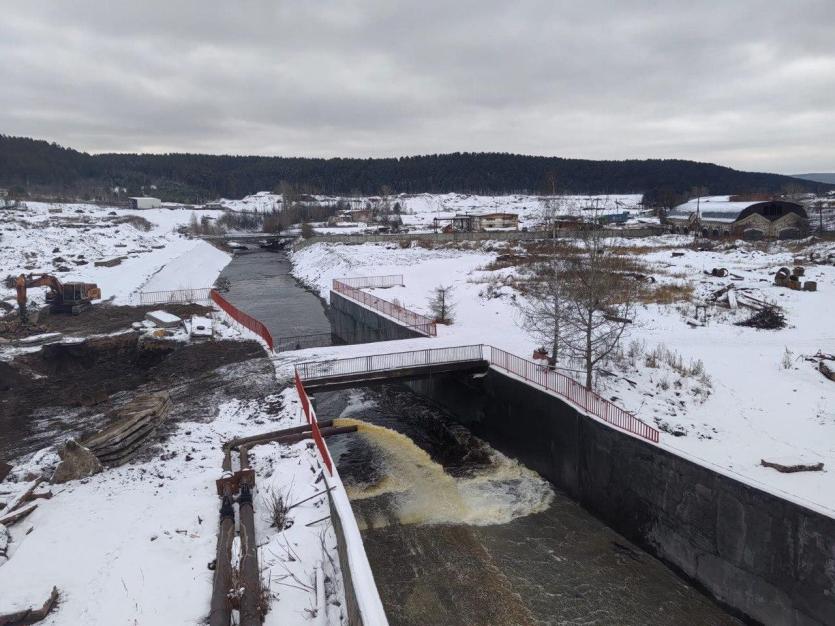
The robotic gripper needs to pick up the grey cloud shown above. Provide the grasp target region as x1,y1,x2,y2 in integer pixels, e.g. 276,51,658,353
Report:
0,0,833,172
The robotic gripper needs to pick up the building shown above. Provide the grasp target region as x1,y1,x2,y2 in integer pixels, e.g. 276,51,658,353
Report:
128,197,162,210
667,196,808,240
478,212,519,230
433,212,519,232
346,208,372,223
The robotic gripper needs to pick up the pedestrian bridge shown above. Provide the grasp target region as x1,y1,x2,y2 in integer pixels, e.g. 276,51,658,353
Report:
295,344,489,391
293,343,659,443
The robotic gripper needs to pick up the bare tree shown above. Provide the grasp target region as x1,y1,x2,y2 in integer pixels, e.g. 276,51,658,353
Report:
562,229,637,388
428,285,455,324
518,258,565,366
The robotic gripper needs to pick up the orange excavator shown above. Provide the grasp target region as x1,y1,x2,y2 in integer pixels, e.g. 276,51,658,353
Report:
15,273,101,322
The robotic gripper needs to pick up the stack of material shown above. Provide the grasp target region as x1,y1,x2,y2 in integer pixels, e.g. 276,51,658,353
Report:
80,392,171,466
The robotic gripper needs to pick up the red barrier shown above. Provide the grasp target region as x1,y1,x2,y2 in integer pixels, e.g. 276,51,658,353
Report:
210,289,274,351
294,370,334,475
332,279,437,336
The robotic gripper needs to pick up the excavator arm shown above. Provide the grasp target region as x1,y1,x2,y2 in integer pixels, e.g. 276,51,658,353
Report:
15,273,101,321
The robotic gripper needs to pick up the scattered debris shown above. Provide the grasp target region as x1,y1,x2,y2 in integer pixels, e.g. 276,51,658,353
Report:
0,586,60,625
735,306,786,330
760,460,824,473
93,256,125,268
708,267,728,278
144,310,182,328
0,503,37,527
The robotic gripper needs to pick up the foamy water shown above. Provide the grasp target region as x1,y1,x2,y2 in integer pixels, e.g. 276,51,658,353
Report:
334,416,554,528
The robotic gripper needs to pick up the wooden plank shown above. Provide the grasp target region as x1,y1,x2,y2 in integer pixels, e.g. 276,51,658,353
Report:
0,504,37,526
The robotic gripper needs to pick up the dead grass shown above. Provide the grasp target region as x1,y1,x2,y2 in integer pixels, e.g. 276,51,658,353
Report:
110,214,152,231
638,282,695,305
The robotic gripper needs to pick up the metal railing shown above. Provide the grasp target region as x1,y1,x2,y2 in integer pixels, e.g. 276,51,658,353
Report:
139,287,212,305
296,344,485,381
487,346,659,442
276,332,333,352
332,279,437,336
338,275,404,289
296,344,660,443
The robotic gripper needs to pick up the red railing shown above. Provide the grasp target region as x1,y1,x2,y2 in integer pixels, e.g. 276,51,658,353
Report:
296,344,660,444
210,289,274,351
294,370,334,475
332,279,437,336
487,346,659,443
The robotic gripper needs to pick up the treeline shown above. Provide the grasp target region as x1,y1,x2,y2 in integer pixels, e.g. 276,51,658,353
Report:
0,134,830,203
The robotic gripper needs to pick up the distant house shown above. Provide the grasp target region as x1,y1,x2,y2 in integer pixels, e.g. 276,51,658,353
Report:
478,212,519,230
434,212,519,232
128,197,162,210
347,208,372,223
667,196,808,240
0,188,8,199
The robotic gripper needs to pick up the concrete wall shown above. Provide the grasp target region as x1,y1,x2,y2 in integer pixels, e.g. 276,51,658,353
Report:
329,291,426,344
294,227,664,250
408,370,835,626
327,487,364,625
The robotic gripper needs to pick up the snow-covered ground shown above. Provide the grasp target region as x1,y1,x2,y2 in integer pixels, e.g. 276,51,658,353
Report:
291,237,835,516
0,202,230,308
0,381,354,625
217,191,652,232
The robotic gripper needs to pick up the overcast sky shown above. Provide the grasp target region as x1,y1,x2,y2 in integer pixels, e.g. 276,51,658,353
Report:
1,1,833,173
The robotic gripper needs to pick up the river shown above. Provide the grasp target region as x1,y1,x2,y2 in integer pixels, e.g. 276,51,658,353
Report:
226,250,739,625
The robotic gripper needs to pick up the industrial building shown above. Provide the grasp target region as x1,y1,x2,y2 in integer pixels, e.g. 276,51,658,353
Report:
667,196,808,239
128,197,162,210
433,212,519,232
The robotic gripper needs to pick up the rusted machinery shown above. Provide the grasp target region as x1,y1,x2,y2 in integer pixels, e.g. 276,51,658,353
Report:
14,273,101,321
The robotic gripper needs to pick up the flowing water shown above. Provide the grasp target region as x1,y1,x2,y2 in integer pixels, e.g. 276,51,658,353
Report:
220,250,739,625
218,248,331,341
319,386,740,626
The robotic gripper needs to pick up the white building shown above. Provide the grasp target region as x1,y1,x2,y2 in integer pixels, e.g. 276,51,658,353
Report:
128,197,162,210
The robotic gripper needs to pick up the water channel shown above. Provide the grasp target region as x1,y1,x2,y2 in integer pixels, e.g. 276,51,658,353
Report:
222,249,739,626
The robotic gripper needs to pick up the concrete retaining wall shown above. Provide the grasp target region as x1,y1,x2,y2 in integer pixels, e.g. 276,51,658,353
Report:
329,291,426,344
407,370,835,625
327,487,364,625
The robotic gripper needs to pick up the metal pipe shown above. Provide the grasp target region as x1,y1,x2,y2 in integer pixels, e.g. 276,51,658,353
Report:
209,464,235,626
237,446,261,626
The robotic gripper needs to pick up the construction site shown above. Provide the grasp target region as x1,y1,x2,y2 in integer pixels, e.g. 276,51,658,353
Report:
0,195,834,626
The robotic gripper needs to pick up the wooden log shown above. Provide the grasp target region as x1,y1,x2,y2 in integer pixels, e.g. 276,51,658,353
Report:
3,480,43,515
242,426,357,451
819,361,835,382
0,462,11,483
761,459,824,473
0,586,59,626
225,420,335,450
0,504,37,527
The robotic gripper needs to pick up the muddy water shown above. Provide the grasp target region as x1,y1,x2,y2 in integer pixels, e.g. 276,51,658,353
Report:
218,249,331,341
318,386,740,626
